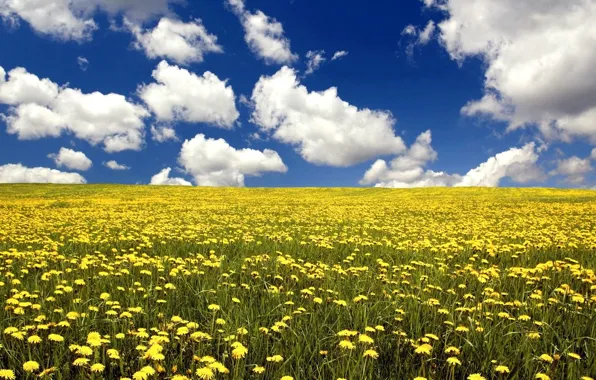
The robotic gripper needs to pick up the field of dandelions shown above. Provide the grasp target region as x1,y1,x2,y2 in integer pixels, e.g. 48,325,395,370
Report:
0,185,595,380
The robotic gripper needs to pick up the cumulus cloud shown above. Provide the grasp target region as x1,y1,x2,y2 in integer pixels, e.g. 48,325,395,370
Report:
550,156,593,185
0,65,149,152
149,167,192,186
305,50,326,75
150,125,178,142
48,147,92,171
0,163,86,184
103,160,130,170
250,66,405,166
138,60,239,128
361,130,461,187
361,131,545,188
126,17,222,65
331,51,348,61
457,143,545,187
178,133,287,187
0,0,181,41
226,0,297,65
427,0,596,143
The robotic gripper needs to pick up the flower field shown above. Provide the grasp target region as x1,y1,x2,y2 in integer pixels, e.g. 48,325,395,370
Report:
0,185,595,380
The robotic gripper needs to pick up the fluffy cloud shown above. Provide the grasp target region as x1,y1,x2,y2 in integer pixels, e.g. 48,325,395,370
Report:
103,160,130,170
126,17,222,65
178,133,287,187
331,51,348,61
0,0,97,41
0,163,86,184
361,130,461,187
150,125,178,142
251,66,405,166
0,0,181,41
48,147,92,171
305,50,326,75
362,131,545,188
550,156,593,185
427,0,596,143
0,65,149,152
226,0,297,65
457,143,545,187
149,167,192,186
138,61,239,128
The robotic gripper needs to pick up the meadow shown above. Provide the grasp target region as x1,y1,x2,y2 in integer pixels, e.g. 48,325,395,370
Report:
0,185,595,380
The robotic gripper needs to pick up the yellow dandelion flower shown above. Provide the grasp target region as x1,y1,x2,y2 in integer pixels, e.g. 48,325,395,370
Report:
495,365,510,374
414,344,432,356
0,369,15,379
23,361,40,373
253,366,265,374
196,367,214,380
91,363,105,373
468,374,486,380
363,349,379,359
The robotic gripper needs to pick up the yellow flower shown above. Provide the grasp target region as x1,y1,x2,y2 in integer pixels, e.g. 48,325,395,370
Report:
568,353,581,360
73,358,89,366
196,367,214,380
0,370,15,379
447,357,461,366
495,365,510,374
414,344,432,356
253,366,265,374
267,355,284,363
468,375,486,380
23,361,40,373
539,354,554,363
27,335,42,344
358,334,374,344
91,363,105,373
363,349,379,359
338,340,355,350
444,346,460,355
231,343,248,359
280,377,294,380
48,334,64,342
535,374,550,380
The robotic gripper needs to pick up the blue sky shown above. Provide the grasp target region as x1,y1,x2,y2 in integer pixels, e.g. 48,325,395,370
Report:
0,0,595,187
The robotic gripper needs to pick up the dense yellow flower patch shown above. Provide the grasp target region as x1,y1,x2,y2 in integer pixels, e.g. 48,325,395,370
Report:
0,185,595,379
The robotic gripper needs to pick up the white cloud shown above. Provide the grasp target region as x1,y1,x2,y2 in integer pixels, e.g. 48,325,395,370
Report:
48,147,92,171
550,156,593,185
178,133,287,187
362,132,545,188
0,66,59,106
0,65,149,152
149,167,191,186
150,125,178,142
226,0,297,65
126,17,222,65
361,130,462,187
418,21,435,45
250,66,405,166
0,163,86,183
83,0,182,23
429,0,596,143
138,60,239,128
103,160,130,170
331,51,348,61
0,0,97,41
77,56,89,71
591,148,596,161
305,50,326,75
0,0,181,41
457,143,545,187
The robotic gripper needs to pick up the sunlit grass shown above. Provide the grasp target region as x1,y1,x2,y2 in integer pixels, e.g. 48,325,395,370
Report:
0,185,595,379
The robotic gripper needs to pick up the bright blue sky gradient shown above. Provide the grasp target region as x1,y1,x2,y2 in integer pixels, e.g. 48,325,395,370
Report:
0,0,594,187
